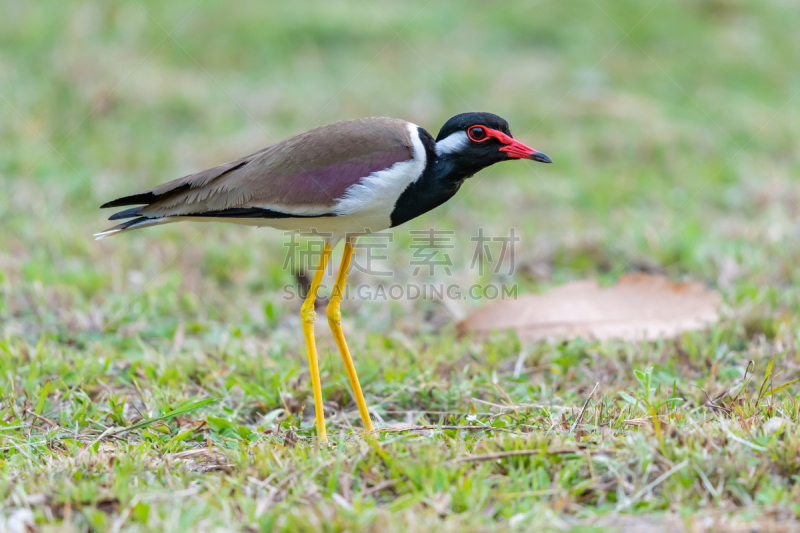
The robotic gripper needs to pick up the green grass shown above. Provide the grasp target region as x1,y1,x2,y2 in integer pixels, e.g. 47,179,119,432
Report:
2,0,800,531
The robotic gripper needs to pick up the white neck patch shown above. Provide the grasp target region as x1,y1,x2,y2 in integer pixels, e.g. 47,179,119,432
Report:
333,122,427,219
435,131,468,156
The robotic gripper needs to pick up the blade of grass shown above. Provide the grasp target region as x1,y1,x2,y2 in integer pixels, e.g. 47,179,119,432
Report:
762,378,798,398
757,356,775,402
447,448,598,465
125,398,219,432
35,380,50,416
571,382,598,432
649,404,664,447
80,398,219,455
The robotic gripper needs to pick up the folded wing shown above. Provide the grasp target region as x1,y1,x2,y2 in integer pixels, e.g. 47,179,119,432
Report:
98,117,414,237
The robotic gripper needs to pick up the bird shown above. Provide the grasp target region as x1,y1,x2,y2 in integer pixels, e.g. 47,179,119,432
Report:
96,111,551,442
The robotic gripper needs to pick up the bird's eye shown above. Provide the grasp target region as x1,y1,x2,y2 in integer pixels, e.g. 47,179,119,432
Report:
468,126,487,142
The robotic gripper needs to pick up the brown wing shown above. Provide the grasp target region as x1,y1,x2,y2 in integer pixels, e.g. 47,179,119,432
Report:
102,117,414,219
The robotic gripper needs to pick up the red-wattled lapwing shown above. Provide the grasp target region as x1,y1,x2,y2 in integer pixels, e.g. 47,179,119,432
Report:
96,112,551,441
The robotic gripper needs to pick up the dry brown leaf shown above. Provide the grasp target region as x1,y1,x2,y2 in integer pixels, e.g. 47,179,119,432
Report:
459,273,720,342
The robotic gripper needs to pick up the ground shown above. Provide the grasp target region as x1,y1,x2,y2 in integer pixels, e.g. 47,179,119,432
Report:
2,1,800,531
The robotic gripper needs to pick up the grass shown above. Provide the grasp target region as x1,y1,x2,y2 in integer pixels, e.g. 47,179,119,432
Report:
2,0,800,531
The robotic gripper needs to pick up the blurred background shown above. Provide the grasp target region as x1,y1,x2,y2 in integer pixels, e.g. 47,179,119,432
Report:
4,4,800,528
2,0,799,349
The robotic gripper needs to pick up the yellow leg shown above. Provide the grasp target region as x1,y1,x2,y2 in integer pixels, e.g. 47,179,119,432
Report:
301,242,332,443
327,241,375,433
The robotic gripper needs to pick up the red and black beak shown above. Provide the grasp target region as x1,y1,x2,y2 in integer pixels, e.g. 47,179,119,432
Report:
484,127,552,163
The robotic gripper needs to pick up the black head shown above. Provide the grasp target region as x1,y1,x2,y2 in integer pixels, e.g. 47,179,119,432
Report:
436,112,512,142
434,112,552,177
